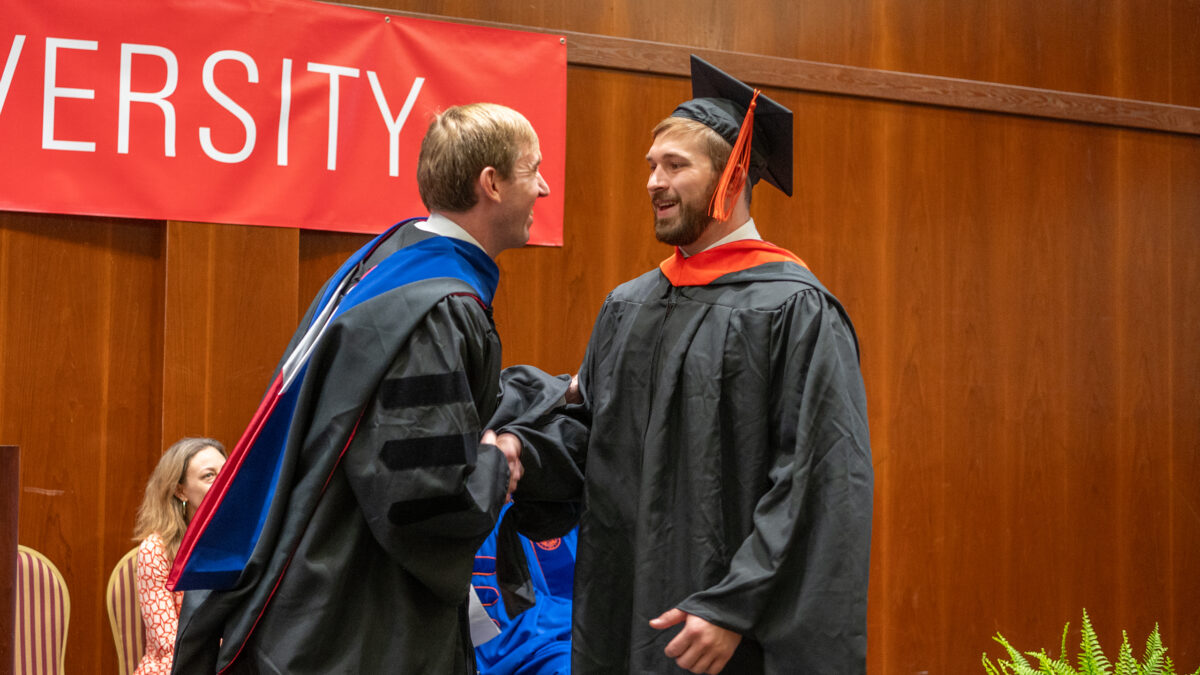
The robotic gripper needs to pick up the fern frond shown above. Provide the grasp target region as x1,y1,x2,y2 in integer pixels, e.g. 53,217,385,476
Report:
1079,610,1112,675
1140,624,1166,675
1145,624,1165,656
995,634,1036,670
984,634,1044,675
996,652,1045,675
1030,649,1079,675
1140,646,1165,673
1115,631,1138,675
1141,653,1165,675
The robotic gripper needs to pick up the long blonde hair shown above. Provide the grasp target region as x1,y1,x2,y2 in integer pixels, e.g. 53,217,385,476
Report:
133,437,226,559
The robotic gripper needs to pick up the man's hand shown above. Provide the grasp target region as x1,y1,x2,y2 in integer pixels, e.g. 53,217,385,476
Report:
565,373,582,404
649,608,742,674
483,429,523,495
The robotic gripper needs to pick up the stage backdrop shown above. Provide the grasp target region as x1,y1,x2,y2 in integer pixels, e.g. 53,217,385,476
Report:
0,0,567,244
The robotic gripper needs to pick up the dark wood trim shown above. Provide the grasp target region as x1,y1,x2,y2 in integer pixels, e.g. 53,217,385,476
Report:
338,3,1200,136
0,445,17,672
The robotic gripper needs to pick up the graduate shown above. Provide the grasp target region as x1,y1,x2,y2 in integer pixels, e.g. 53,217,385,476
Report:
498,56,874,674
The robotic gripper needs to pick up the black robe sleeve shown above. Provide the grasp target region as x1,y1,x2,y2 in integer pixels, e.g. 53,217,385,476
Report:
494,366,591,541
340,294,510,604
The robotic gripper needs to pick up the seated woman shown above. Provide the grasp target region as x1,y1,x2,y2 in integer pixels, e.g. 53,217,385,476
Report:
132,437,226,675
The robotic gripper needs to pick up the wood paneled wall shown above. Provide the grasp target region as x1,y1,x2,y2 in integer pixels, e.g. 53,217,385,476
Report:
1,1,1197,673
1,445,17,669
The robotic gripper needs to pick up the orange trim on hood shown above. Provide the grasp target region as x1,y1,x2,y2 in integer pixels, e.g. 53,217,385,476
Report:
659,239,807,286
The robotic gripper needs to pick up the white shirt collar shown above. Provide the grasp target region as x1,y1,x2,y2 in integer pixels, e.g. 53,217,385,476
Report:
686,218,761,257
416,213,486,253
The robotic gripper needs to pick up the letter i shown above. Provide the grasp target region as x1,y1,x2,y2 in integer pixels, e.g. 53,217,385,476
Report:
277,58,292,166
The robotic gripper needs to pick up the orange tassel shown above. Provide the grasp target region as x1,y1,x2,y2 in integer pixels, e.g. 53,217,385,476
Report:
707,89,759,221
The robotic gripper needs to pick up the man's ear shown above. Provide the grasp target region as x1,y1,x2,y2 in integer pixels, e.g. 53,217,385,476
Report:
478,166,502,203
727,164,752,210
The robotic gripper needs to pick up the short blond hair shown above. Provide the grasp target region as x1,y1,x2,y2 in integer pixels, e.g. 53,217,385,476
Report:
418,103,537,213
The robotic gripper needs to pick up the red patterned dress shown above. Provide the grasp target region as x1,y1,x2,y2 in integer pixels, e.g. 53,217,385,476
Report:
135,533,183,675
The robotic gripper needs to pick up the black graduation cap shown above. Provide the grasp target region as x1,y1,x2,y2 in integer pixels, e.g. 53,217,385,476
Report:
670,55,794,199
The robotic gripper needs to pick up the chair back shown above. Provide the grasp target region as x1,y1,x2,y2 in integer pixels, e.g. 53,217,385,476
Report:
13,545,70,675
105,547,145,675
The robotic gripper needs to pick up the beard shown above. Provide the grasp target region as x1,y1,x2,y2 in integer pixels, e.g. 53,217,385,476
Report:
653,182,716,247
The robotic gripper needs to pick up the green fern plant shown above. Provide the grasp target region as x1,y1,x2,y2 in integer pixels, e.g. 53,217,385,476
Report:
982,609,1199,675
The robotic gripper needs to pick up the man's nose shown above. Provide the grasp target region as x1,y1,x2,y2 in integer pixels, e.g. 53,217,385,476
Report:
647,166,666,192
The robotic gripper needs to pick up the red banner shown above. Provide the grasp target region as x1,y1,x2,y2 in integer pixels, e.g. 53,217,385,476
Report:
0,0,566,245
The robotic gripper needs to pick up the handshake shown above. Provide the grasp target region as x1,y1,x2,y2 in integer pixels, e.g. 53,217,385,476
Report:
483,374,580,496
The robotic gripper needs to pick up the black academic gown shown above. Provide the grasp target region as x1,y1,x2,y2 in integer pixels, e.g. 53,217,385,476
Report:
173,225,520,675
508,255,873,675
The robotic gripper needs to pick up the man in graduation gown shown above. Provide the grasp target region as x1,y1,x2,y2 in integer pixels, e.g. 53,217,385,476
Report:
167,103,553,674
499,57,873,674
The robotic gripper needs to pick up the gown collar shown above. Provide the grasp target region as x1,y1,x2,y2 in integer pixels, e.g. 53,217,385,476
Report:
660,238,807,287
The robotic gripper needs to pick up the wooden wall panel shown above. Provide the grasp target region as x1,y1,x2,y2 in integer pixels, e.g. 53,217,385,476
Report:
1111,129,1169,648
1168,141,1200,663
97,220,169,675
298,230,372,321
876,0,1119,96
866,116,1198,670
162,222,299,448
0,445,17,671
0,213,164,674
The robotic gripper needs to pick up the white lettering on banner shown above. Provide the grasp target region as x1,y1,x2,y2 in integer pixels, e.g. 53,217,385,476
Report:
306,61,359,171
368,72,423,177
0,35,25,117
43,37,98,152
118,43,178,156
7,35,426,174
277,57,292,167
199,50,258,164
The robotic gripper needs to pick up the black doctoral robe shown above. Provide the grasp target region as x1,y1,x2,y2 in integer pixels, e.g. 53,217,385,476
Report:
506,243,874,675
171,223,563,674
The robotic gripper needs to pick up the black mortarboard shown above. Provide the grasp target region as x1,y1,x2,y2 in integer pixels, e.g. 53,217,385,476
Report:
670,55,793,199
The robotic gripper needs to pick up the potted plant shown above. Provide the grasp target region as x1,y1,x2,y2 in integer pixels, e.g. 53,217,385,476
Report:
982,609,1198,675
